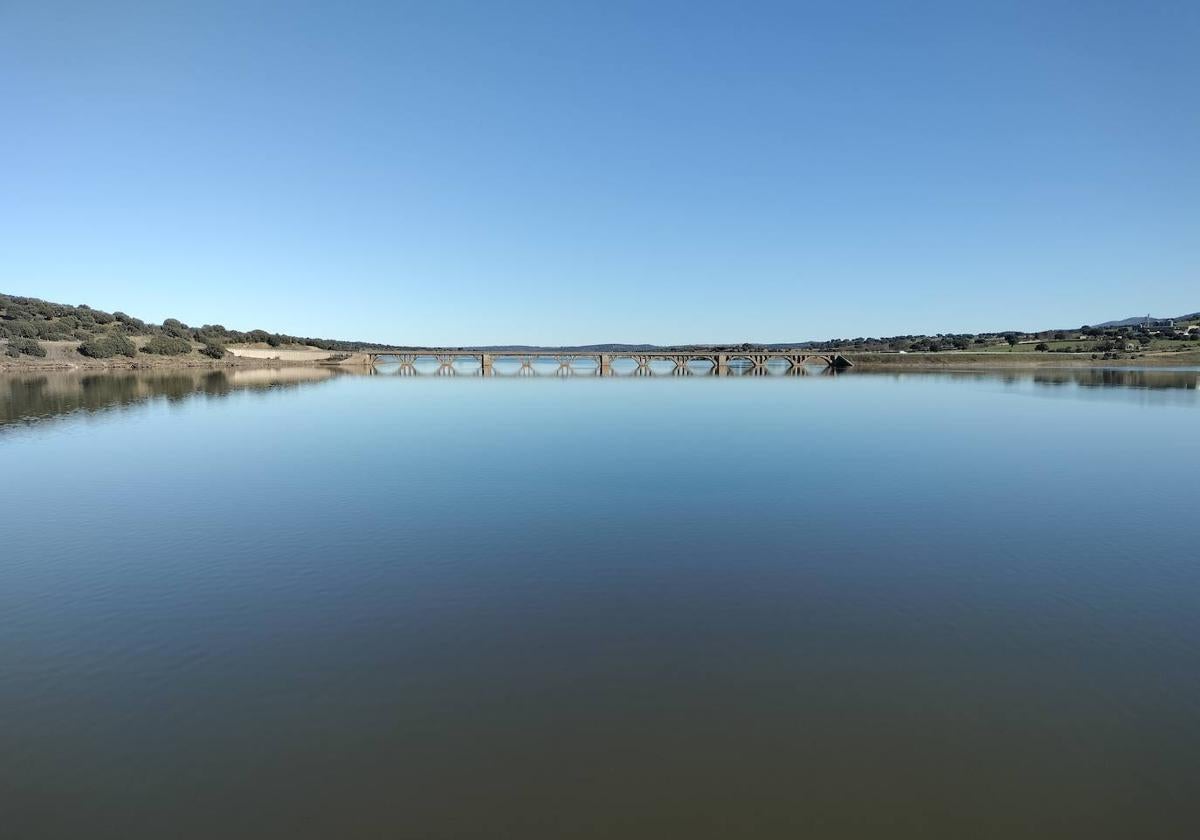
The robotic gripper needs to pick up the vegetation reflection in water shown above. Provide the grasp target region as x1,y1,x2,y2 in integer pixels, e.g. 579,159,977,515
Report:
868,368,1200,391
1,366,1196,432
0,368,342,430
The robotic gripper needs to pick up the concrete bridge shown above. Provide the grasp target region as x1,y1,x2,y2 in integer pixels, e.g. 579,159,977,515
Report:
360,350,853,376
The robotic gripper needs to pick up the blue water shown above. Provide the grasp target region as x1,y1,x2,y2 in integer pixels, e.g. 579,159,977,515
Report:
3,368,1198,838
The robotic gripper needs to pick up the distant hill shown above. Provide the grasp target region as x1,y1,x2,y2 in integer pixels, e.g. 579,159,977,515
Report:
1094,315,1169,328
0,292,397,353
467,343,663,352
1092,312,1199,328
3,290,1197,360
461,342,821,351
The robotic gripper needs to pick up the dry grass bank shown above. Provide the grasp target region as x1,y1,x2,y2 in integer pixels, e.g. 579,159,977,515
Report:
0,340,366,372
848,350,1200,369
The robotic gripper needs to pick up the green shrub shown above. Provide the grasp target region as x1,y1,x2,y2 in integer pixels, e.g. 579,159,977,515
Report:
161,318,191,339
113,311,146,333
8,320,39,339
78,333,137,358
7,337,47,357
200,339,226,359
141,335,193,356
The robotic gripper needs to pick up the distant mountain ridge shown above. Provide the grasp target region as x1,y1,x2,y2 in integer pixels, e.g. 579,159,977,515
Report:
1095,315,1169,328
457,343,820,351
3,291,1197,356
433,312,1200,351
1093,312,1200,328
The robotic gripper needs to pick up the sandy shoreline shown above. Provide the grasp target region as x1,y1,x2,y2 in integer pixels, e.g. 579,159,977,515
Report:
0,340,360,372
3,342,1199,373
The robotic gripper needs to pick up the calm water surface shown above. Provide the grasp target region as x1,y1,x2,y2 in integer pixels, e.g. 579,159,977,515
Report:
3,368,1199,838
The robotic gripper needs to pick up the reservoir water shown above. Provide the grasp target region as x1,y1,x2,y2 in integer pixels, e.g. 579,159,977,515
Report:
3,368,1199,838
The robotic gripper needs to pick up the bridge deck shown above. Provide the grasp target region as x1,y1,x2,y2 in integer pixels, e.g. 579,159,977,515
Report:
366,349,847,359
361,349,852,372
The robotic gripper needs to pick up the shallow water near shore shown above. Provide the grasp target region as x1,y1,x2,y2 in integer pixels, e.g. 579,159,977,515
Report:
3,368,1199,838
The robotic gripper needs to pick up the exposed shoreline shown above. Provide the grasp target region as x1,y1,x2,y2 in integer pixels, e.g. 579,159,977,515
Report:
0,354,341,373
3,342,1199,373
847,351,1200,370
0,340,351,373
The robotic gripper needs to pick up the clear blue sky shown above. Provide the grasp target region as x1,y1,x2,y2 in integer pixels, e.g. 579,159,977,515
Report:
2,1,1196,344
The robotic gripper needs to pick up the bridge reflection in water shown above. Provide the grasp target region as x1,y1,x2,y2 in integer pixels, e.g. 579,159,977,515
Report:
365,351,854,377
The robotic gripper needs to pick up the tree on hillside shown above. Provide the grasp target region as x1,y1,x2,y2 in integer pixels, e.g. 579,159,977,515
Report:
141,335,193,355
78,334,137,358
5,337,47,357
161,319,190,339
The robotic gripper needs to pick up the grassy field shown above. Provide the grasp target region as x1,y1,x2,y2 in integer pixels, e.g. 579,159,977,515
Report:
848,349,1200,368
968,338,1199,353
